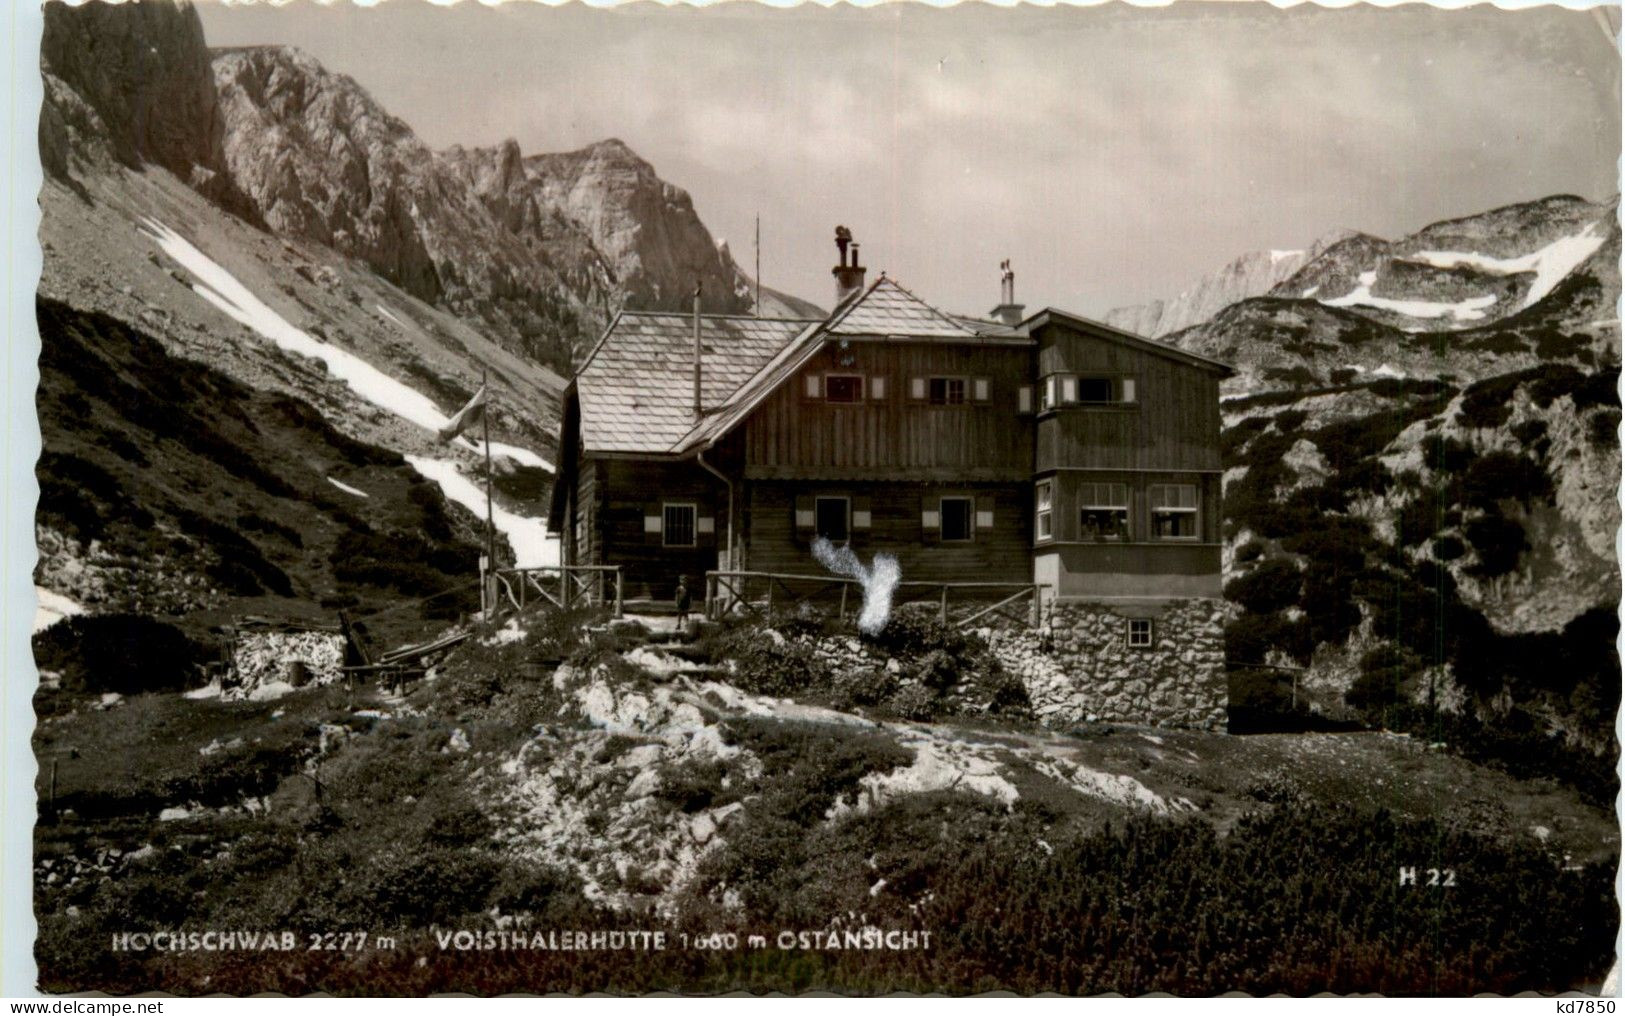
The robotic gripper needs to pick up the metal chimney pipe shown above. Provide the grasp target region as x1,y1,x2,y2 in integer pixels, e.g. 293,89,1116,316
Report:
692,280,703,419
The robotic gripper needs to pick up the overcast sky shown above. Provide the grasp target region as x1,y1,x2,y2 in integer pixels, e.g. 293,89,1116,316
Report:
197,1,1619,320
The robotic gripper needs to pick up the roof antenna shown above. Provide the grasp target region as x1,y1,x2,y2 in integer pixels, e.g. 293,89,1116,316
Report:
692,279,703,420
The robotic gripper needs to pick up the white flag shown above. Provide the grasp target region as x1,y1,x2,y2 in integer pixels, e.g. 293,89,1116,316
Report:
436,385,488,443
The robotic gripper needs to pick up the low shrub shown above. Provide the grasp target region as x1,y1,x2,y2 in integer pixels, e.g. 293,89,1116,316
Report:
831,667,899,709
886,684,939,722
33,614,211,694
1224,558,1303,614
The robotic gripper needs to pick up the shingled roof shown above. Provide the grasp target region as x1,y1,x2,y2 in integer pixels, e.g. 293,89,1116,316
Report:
567,275,1224,462
573,311,816,454
823,275,986,339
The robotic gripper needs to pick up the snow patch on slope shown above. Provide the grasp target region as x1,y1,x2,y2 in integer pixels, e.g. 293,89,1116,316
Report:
405,455,559,569
1406,221,1609,310
326,477,369,498
140,219,551,470
34,587,83,634
1322,270,1496,325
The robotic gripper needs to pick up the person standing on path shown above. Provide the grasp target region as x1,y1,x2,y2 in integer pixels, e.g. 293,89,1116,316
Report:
674,575,692,631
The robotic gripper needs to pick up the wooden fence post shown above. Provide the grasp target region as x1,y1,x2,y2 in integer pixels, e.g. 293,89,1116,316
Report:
939,586,948,624
614,569,624,618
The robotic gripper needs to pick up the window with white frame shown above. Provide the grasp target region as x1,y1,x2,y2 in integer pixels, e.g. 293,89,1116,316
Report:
1041,374,1138,406
1079,482,1130,541
1035,481,1053,541
1149,483,1199,540
940,496,974,541
663,503,697,547
824,375,864,403
815,496,850,542
1127,618,1154,648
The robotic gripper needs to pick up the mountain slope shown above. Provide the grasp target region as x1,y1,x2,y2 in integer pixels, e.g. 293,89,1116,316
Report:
1182,195,1621,768
1105,230,1354,339
42,1,813,379
1167,196,1620,392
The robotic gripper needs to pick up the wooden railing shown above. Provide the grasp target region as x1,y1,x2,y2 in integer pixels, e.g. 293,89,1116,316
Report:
494,565,624,617
704,570,1049,630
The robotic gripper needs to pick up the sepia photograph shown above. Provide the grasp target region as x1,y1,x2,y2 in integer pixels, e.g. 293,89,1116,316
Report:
17,0,1623,996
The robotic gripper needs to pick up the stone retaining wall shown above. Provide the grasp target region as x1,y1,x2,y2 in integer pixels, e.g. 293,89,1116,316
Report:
987,599,1232,729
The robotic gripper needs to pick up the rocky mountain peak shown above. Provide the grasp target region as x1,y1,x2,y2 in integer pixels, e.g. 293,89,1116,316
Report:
41,0,218,178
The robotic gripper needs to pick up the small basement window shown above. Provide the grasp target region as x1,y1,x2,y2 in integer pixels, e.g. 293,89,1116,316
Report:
929,377,968,405
825,375,864,403
1127,618,1154,649
663,503,697,547
815,496,850,542
940,496,973,542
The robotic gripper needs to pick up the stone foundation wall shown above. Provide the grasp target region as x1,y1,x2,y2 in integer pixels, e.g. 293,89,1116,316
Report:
987,599,1232,729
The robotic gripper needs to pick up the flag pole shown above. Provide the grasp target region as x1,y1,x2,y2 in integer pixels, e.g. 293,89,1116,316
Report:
481,367,496,616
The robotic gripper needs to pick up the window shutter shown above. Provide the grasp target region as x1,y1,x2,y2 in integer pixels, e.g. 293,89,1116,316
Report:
697,514,716,546
1121,377,1137,403
794,494,815,538
909,377,927,401
870,376,886,400
1018,385,1033,414
805,373,822,398
973,377,991,402
852,495,873,533
921,496,941,542
644,503,663,545
975,494,995,532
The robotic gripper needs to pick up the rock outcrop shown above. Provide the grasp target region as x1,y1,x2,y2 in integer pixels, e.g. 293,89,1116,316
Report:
39,0,257,218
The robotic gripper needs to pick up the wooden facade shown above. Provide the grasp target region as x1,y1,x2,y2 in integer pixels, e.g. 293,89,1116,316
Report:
1028,312,1228,599
741,341,1033,479
549,279,1231,607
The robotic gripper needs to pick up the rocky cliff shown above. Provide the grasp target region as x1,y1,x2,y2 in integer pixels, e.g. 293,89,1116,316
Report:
41,1,802,376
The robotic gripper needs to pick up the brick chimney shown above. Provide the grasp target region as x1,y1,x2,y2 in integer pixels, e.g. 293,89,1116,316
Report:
990,259,1025,326
832,225,867,306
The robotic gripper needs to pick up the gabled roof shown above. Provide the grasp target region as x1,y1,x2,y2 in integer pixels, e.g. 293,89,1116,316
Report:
824,275,986,339
670,276,1033,453
574,311,816,454
1019,307,1236,376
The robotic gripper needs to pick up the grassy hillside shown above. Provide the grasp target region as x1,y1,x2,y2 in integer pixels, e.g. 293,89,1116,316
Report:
32,605,1618,995
34,297,490,661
